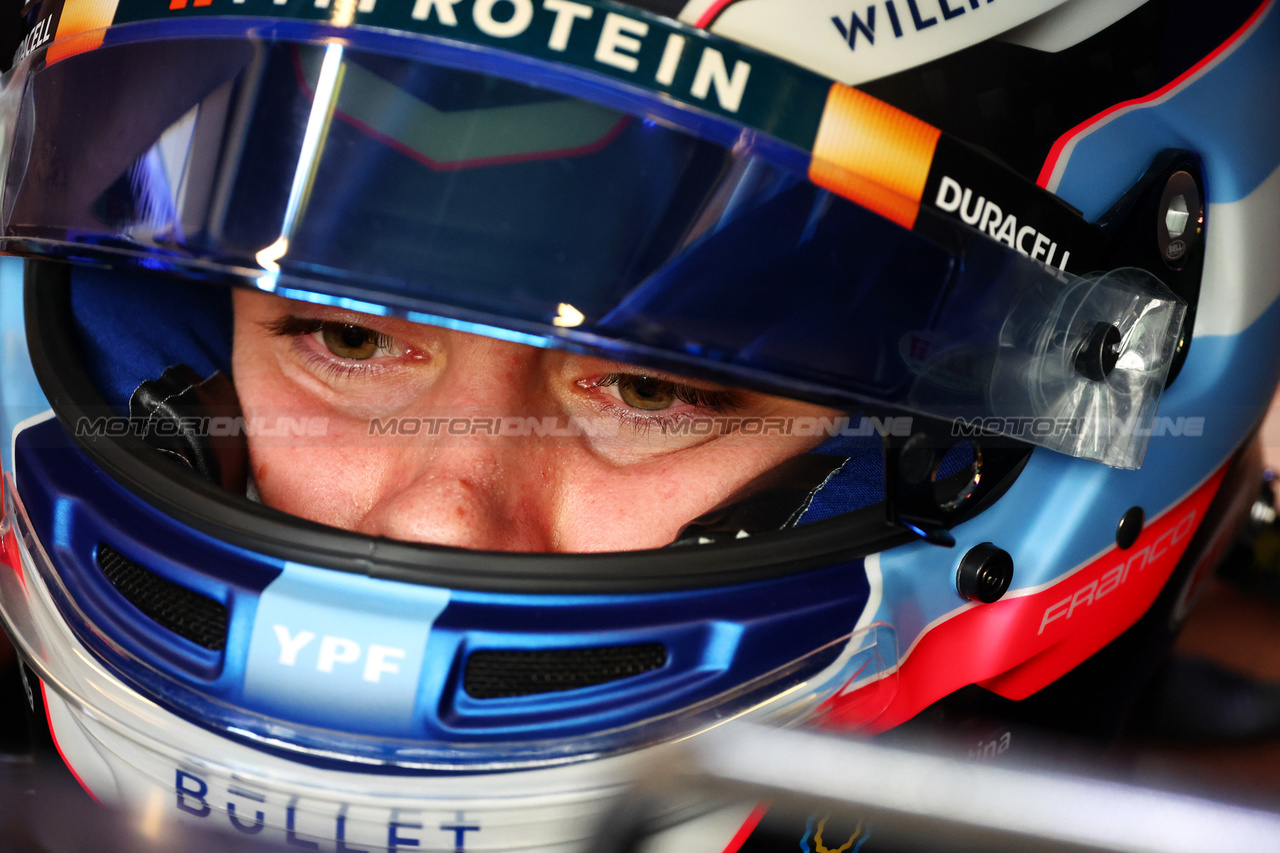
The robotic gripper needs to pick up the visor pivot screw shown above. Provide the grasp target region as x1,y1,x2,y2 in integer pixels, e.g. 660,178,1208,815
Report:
1158,170,1203,270
1075,322,1123,382
1116,506,1145,550
956,543,1013,603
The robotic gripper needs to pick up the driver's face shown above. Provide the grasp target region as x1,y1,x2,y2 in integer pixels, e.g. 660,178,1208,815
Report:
233,291,839,553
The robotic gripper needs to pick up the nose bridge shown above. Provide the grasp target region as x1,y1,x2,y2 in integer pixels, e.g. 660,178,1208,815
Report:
442,335,547,411
375,427,561,552
417,337,561,465
359,336,563,551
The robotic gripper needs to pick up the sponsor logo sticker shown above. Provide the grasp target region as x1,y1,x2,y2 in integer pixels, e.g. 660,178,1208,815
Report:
243,562,449,732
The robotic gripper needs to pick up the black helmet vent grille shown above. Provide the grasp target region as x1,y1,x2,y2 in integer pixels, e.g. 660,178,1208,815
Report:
464,644,667,699
96,545,228,652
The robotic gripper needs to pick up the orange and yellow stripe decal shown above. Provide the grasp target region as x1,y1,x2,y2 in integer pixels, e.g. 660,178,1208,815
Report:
47,0,120,65
808,83,941,230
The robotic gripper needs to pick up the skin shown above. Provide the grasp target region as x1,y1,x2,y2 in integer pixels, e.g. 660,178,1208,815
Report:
232,290,838,553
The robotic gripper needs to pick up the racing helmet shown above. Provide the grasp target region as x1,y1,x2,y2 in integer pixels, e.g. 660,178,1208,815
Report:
0,0,1277,849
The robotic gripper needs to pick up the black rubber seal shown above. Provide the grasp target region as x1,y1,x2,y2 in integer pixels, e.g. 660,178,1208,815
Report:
24,261,915,594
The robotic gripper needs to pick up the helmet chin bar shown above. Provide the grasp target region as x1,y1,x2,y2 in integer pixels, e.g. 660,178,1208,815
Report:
0,464,899,771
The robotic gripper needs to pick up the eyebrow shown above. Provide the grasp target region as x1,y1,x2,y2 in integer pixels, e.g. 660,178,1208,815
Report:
263,315,325,337
261,306,418,340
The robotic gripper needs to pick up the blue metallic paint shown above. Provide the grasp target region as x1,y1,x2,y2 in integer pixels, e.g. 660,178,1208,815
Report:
873,4,1280,655
13,417,873,749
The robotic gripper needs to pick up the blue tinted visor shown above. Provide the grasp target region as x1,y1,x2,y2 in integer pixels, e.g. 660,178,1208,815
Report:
0,30,1182,467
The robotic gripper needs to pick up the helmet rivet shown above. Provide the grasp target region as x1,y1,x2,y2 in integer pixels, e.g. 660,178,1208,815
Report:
1074,322,1122,382
956,543,1013,603
1116,506,1145,550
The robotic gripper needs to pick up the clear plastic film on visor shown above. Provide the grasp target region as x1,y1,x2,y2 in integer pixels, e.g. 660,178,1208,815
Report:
0,25,1184,468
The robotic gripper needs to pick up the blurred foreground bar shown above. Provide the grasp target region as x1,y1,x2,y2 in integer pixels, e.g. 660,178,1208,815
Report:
590,722,1280,853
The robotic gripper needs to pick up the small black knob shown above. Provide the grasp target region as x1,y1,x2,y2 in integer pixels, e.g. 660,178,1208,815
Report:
1075,322,1123,382
1116,506,1144,550
957,543,1014,604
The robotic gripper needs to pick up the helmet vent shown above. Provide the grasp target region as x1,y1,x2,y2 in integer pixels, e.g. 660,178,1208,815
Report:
464,644,667,699
96,545,228,652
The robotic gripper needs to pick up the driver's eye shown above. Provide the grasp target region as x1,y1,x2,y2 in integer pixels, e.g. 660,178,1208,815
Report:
591,373,741,413
617,376,678,410
322,324,381,360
